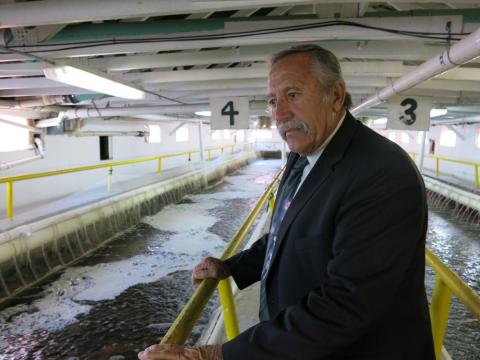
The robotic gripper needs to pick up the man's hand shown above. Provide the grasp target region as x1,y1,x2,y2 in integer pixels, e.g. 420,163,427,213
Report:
191,257,230,285
138,344,222,360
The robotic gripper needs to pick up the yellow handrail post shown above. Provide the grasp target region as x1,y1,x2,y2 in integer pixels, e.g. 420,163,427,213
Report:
231,145,234,154
107,166,113,192
157,158,162,175
221,146,224,153
218,279,240,340
268,191,275,215
429,276,452,360
436,157,440,177
6,180,13,220
475,164,479,188
208,150,211,161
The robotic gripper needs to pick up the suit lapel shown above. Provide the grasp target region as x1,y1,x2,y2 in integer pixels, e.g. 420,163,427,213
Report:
269,113,360,271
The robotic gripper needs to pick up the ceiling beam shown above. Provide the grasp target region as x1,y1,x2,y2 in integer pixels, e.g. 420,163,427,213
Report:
0,16,463,62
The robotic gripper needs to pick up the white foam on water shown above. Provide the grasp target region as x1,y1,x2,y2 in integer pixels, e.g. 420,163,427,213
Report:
0,159,281,340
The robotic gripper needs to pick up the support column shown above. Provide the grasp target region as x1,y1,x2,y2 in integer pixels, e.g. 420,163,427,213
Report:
197,119,205,161
417,131,427,171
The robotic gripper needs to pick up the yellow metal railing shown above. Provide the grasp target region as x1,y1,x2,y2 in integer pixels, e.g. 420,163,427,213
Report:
159,174,479,357
426,248,480,360
0,143,255,220
160,169,283,345
411,153,479,189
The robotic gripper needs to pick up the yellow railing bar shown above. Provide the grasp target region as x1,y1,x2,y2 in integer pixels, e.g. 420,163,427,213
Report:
217,279,240,340
409,152,480,188
160,168,284,345
426,248,480,359
1,143,255,219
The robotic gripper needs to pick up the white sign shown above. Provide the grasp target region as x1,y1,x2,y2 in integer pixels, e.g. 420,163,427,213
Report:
210,97,249,130
387,95,432,131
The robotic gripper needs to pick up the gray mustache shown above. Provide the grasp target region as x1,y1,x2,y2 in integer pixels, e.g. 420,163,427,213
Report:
277,120,310,140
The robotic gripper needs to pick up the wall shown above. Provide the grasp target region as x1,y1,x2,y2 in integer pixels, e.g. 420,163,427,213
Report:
377,123,480,186
0,119,252,218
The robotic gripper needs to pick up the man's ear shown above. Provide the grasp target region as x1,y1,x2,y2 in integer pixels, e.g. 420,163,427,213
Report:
331,81,346,113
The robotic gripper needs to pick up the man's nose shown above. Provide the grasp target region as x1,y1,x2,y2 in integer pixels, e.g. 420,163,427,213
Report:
273,98,293,123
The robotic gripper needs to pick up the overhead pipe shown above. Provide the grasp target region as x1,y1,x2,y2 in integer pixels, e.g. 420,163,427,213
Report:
432,115,480,126
0,118,41,133
48,101,266,120
351,27,480,116
0,155,42,171
0,96,77,109
68,131,146,137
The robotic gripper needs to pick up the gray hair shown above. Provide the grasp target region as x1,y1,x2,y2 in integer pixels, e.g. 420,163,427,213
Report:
270,44,344,101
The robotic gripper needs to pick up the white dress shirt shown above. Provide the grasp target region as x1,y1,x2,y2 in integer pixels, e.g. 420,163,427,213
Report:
294,111,346,196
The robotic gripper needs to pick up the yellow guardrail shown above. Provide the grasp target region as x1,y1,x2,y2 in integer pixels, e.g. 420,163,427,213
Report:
0,143,255,220
426,248,480,360
411,153,479,189
159,170,479,358
160,168,283,345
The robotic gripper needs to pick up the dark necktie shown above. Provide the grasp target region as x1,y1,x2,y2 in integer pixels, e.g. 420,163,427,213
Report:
259,156,309,321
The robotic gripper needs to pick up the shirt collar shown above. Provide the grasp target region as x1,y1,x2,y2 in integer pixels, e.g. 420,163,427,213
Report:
306,111,346,167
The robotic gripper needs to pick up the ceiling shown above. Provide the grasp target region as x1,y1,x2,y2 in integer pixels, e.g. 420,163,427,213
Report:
0,0,480,127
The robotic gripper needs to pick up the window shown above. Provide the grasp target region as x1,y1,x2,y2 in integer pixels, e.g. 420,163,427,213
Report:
387,132,396,142
175,126,189,142
0,115,31,152
99,136,112,160
476,129,480,149
254,129,273,140
147,125,161,143
400,133,410,144
223,130,230,139
211,130,220,140
439,129,456,147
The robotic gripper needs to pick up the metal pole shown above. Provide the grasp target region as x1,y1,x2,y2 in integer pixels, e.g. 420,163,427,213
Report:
6,181,13,220
417,131,427,171
197,119,205,161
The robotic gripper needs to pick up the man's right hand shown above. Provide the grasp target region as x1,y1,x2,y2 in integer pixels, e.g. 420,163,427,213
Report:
192,256,231,285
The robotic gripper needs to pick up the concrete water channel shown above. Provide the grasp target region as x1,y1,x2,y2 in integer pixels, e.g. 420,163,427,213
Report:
0,159,478,359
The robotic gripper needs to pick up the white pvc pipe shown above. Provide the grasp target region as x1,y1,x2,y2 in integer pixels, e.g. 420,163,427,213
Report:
0,155,42,171
432,115,480,126
68,131,145,137
351,27,480,116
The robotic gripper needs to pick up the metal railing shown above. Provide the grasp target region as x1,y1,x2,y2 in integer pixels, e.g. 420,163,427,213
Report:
0,143,255,220
160,168,283,345
426,248,480,360
159,173,480,360
411,153,479,189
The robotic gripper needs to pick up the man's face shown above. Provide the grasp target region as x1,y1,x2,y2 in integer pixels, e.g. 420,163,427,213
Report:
267,53,345,155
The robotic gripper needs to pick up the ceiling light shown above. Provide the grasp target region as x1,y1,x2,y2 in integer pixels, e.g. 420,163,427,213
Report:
430,108,447,118
195,111,211,117
43,61,146,100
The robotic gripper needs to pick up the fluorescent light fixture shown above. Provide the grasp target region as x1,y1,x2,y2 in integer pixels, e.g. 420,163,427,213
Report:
430,108,447,118
43,61,146,100
195,111,211,117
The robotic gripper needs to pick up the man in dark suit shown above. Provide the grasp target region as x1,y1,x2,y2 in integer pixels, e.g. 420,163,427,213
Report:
139,45,435,360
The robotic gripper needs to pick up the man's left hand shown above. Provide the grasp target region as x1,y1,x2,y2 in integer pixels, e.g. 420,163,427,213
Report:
138,344,223,360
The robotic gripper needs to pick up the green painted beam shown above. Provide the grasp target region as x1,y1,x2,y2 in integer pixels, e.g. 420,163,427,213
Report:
46,15,318,44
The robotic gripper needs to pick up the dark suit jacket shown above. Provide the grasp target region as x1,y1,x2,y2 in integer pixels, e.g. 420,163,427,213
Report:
223,112,435,360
